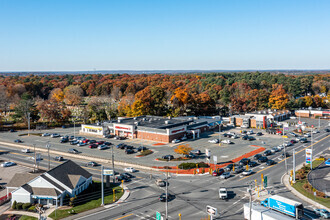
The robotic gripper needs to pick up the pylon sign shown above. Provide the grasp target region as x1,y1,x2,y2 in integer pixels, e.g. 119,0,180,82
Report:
306,149,312,164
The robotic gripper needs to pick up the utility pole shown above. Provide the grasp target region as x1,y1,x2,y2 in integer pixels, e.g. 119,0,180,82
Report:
112,145,115,183
101,165,104,206
27,112,31,136
283,125,288,174
46,142,50,170
33,144,36,172
311,126,313,170
73,118,76,140
248,183,252,220
293,149,296,183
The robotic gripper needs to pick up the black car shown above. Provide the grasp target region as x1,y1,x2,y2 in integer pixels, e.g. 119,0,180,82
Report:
60,138,69,143
104,142,112,146
281,152,290,158
248,161,258,167
89,140,97,144
225,163,234,171
10,129,16,132
104,134,114,138
54,156,64,161
242,135,249,140
325,128,330,132
258,156,268,163
116,175,131,182
137,146,148,152
162,155,174,160
263,150,272,156
253,154,262,160
256,132,263,136
68,148,79,154
248,136,255,141
266,159,276,166
183,153,196,159
86,161,99,167
159,193,174,202
125,149,134,154
124,145,134,150
116,143,125,149
14,139,23,143
121,173,134,179
239,158,251,166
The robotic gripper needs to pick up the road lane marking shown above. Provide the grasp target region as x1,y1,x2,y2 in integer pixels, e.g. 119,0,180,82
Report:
239,135,329,181
114,213,134,220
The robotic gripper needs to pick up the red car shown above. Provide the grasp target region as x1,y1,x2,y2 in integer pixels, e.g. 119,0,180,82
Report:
89,144,97,149
96,141,104,145
82,139,89,144
276,130,282,135
212,168,225,176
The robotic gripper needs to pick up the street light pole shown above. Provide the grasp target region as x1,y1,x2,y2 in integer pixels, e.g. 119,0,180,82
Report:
112,145,115,184
46,142,50,170
293,149,296,183
283,125,287,174
165,159,169,220
248,183,252,220
27,112,31,136
73,119,76,140
311,126,313,170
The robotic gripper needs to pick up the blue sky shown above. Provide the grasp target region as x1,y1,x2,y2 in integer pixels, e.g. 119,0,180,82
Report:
1,0,330,71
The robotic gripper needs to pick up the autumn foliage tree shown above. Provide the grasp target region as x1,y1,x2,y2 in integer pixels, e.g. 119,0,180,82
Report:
174,144,192,156
268,84,289,109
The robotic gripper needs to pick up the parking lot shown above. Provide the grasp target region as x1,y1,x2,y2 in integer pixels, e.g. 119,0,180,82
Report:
0,118,328,168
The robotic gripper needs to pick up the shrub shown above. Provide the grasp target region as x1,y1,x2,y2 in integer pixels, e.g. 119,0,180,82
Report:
16,202,23,210
316,191,326,198
12,201,17,209
138,149,153,156
22,203,31,210
178,162,209,170
28,205,35,212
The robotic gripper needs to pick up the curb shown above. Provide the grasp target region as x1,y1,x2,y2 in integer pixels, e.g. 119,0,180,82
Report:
282,173,330,212
104,185,130,208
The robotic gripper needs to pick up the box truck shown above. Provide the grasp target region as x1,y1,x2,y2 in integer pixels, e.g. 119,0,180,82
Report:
244,203,294,220
260,195,303,219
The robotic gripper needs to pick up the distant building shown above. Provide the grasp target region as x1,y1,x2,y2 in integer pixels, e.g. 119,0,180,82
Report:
80,115,221,143
7,160,92,207
295,108,330,119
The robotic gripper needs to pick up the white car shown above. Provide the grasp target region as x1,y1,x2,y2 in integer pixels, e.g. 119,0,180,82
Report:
241,124,249,128
1,162,16,167
221,139,232,144
277,145,284,150
208,139,219,144
181,136,187,141
220,172,231,179
290,116,297,119
42,133,51,137
124,167,137,173
284,141,292,147
231,135,238,139
172,139,180,143
21,149,31,153
98,145,108,150
304,133,311,138
312,130,319,134
242,169,253,176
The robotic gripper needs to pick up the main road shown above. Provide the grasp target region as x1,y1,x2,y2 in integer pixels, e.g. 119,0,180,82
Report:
1,129,329,219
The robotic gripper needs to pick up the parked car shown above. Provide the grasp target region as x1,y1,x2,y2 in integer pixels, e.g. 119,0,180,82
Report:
124,167,137,173
104,134,115,138
284,141,292,147
314,208,330,218
304,133,311,138
68,148,79,154
86,161,99,167
271,147,279,153
256,132,263,136
248,161,258,167
190,150,201,155
258,156,268,163
220,172,231,179
239,158,251,166
81,139,90,144
281,152,290,159
242,169,253,176
104,142,112,146
98,145,108,150
116,175,131,182
89,140,97,144
208,139,219,143
124,145,134,150
212,168,225,176
277,145,284,150
21,148,30,153
1,161,16,167
312,130,319,134
172,139,180,143
325,128,330,132
89,144,98,149
247,136,255,141
181,136,187,141
221,139,232,144
51,133,60,138
233,165,244,174
159,193,174,202
253,154,262,160
125,149,134,154
54,156,64,161
183,153,196,159
300,137,307,143
116,143,125,149
266,159,276,166
42,133,51,137
225,163,234,171
242,135,249,140
96,141,104,145
263,150,272,156
137,146,148,152
121,173,134,179
14,139,23,143
219,188,228,199
162,155,174,160
70,140,79,145
60,138,69,143
77,142,87,147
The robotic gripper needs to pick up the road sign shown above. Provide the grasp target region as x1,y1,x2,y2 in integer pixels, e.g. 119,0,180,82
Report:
103,169,114,176
213,156,217,164
156,211,161,220
306,149,312,164
206,205,217,217
264,176,268,187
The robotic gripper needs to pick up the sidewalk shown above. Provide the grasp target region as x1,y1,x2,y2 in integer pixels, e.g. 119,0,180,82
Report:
3,207,54,220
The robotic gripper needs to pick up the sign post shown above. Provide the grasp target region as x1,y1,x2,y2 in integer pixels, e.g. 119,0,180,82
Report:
206,205,217,220
306,149,312,165
101,165,104,206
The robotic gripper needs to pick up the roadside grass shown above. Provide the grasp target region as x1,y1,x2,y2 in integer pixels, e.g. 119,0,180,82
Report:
48,185,124,220
19,216,38,220
292,179,330,208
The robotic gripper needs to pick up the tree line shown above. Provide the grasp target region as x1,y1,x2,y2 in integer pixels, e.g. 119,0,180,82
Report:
0,72,329,126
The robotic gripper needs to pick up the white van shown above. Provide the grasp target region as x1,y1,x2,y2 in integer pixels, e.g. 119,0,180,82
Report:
219,188,228,200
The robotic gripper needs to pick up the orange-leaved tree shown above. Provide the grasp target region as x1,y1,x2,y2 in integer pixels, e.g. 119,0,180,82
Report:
268,84,289,109
174,144,192,156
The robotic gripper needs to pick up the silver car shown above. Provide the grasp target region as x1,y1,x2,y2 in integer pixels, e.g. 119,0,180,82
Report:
220,172,231,179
